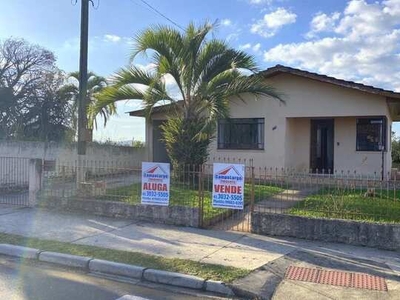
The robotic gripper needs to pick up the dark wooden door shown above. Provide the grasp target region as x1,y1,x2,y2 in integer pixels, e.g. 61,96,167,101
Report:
310,119,334,173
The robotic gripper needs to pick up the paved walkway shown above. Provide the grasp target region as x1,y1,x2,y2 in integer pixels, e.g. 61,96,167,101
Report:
0,205,399,299
254,187,318,212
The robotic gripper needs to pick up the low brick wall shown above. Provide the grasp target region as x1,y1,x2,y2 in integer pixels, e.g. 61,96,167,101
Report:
251,212,400,251
43,198,200,227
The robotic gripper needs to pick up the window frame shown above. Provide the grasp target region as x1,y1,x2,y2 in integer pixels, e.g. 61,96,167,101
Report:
217,118,265,150
356,116,387,152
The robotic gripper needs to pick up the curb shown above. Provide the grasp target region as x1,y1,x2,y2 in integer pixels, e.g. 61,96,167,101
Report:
0,244,235,297
0,244,40,260
89,259,145,279
143,269,205,289
38,251,92,269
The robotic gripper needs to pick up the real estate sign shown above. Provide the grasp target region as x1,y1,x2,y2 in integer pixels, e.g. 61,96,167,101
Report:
212,163,245,210
141,162,170,206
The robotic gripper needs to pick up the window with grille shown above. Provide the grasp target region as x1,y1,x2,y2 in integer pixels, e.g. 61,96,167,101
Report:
218,118,264,150
356,117,387,151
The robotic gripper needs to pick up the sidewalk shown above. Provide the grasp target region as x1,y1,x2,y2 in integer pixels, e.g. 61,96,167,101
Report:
0,204,399,298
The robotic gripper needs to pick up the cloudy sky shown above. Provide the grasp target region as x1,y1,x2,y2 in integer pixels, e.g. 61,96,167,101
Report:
1,0,400,141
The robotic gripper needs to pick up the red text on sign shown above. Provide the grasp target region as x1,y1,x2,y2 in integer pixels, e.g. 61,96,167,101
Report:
214,185,242,194
143,183,168,191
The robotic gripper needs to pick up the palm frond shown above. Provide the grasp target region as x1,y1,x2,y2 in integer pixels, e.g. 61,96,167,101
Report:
131,25,183,63
111,66,155,87
180,21,214,94
195,46,258,90
95,85,146,109
94,66,174,119
222,75,283,102
87,75,107,91
156,53,185,101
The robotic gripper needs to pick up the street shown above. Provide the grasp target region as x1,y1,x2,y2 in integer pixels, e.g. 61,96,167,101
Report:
0,256,215,300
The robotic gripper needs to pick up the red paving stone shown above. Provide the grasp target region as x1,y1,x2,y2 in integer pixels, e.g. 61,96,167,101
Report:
285,265,388,292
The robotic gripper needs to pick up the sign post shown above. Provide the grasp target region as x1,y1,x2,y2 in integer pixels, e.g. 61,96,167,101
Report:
141,162,170,206
212,163,245,210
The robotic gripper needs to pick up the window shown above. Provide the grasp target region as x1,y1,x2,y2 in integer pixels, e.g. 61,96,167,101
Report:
218,118,264,150
356,117,387,151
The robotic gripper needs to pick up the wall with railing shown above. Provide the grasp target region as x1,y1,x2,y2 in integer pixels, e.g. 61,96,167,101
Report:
38,158,400,231
0,157,30,191
0,141,146,180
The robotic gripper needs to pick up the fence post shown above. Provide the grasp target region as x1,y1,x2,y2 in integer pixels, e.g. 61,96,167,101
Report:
29,159,42,207
76,155,87,189
250,159,255,213
198,164,204,228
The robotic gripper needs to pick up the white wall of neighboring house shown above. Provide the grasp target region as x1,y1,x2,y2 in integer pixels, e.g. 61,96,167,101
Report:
147,73,393,176
0,141,145,167
0,141,146,186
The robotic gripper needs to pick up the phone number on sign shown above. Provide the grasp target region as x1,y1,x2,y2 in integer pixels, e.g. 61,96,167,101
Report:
142,191,169,197
213,193,243,201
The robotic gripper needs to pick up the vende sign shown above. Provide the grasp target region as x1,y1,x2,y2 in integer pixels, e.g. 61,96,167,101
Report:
212,163,245,210
141,162,170,206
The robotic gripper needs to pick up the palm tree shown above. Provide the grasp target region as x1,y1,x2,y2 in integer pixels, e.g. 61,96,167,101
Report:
95,22,282,167
66,72,116,139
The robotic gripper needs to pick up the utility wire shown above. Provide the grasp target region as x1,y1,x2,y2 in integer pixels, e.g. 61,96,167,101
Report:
130,0,184,30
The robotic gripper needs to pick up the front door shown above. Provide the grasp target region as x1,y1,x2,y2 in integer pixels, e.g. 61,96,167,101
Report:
152,120,170,163
310,119,334,173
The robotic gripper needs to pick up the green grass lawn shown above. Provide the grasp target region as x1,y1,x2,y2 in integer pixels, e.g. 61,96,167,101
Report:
289,188,400,223
101,182,284,221
0,232,249,282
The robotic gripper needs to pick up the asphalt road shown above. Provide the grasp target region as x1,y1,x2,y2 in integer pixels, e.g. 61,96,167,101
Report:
0,256,214,300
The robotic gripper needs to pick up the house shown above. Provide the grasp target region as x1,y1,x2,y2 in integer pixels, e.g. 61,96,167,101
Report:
128,65,400,177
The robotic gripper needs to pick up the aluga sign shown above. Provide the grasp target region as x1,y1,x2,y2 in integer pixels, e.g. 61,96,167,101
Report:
141,162,170,206
212,163,245,210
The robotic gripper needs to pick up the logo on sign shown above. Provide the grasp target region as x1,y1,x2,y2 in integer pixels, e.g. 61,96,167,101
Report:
215,165,243,180
143,165,168,191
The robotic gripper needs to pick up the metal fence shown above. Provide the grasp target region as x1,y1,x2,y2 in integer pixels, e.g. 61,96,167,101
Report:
42,164,200,208
0,157,30,206
40,159,400,232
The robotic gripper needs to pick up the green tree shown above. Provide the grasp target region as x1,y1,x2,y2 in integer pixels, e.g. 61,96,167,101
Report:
95,22,282,168
66,72,116,137
132,139,145,148
22,69,74,142
392,132,400,167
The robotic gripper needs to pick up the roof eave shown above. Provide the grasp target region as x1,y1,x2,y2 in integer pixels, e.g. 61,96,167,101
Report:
261,65,400,99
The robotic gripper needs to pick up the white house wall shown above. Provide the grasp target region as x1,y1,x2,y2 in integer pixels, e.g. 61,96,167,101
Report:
284,118,310,171
208,73,392,175
144,73,393,176
270,74,389,118
208,91,286,168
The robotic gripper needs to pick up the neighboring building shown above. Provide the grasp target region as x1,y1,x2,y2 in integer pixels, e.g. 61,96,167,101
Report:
128,65,400,177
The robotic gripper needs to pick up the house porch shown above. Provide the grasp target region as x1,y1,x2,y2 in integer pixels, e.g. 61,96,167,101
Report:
285,117,391,177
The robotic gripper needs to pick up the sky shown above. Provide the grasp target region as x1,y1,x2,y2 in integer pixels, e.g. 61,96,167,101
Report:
1,0,400,142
